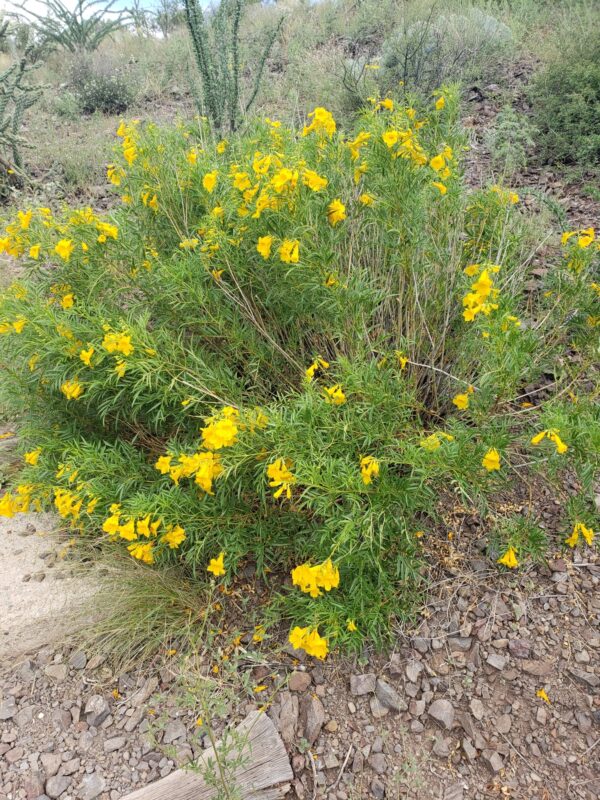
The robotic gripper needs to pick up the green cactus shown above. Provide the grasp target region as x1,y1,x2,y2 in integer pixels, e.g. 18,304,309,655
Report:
0,21,43,186
183,0,283,134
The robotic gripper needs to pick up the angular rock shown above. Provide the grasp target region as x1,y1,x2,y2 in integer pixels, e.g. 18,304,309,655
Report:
405,660,423,684
15,705,35,727
469,698,484,721
371,777,386,799
521,660,554,677
508,639,531,659
443,783,465,800
103,736,126,753
163,721,186,744
482,749,503,774
288,671,311,692
44,663,68,681
375,678,406,713
495,714,511,734
46,775,72,799
124,707,145,733
23,770,45,800
433,736,450,758
84,695,110,727
0,697,17,720
40,753,62,777
462,738,477,762
278,691,298,745
79,772,106,800
428,699,455,730
369,696,389,719
350,673,376,696
567,667,599,688
300,695,325,744
69,650,87,670
368,753,387,775
486,654,506,671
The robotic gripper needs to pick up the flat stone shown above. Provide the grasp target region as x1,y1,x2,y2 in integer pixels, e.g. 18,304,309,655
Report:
350,673,376,696
433,736,450,758
469,699,484,720
22,770,45,800
288,671,311,692
449,637,472,652
369,696,389,719
46,775,72,799
300,695,325,744
44,663,68,681
15,705,35,727
278,691,298,745
103,736,126,753
51,708,72,731
428,699,455,730
0,697,16,720
486,654,506,670
371,777,386,799
496,714,511,734
462,738,477,762
443,782,465,800
78,772,106,800
69,650,87,670
508,639,531,659
40,753,62,777
405,660,423,684
568,667,599,688
84,695,110,727
375,679,407,712
368,753,387,774
163,721,186,744
412,637,429,654
323,752,339,769
482,750,503,774
5,746,24,763
522,660,554,677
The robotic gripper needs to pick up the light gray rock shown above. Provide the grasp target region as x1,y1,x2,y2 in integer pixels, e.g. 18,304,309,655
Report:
350,673,376,696
405,660,423,684
0,697,17,720
69,651,87,670
44,663,68,681
469,698,485,721
278,691,298,745
84,695,110,727
79,772,106,800
40,753,62,777
486,654,506,671
300,695,325,744
45,775,72,799
428,699,455,730
163,721,186,745
482,749,503,774
103,736,126,753
375,679,407,712
368,753,387,775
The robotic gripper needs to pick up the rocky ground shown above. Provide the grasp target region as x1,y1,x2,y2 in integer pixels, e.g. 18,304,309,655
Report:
1,511,598,800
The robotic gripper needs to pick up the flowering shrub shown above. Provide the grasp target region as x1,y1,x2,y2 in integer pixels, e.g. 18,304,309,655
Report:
0,87,598,654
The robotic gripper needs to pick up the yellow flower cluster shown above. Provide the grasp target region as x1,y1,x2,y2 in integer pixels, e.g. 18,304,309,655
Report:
155,450,223,494
102,508,186,562
462,265,500,322
302,107,336,139
291,558,340,598
420,432,454,451
288,626,328,659
266,458,295,500
561,227,596,273
565,522,594,548
61,379,84,400
201,406,239,450
116,119,139,166
0,484,37,517
497,546,518,568
530,429,568,454
360,455,380,485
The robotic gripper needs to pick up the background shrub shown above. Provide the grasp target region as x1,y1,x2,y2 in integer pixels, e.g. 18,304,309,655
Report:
70,55,133,115
529,29,600,168
380,7,513,95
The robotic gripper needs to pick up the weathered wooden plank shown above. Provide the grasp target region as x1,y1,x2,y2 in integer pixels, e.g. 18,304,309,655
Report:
120,710,293,800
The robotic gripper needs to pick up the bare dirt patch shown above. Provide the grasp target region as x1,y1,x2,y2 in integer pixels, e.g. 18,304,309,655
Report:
0,512,99,664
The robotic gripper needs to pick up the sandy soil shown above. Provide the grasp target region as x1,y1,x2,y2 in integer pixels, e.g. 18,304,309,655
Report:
0,511,99,665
